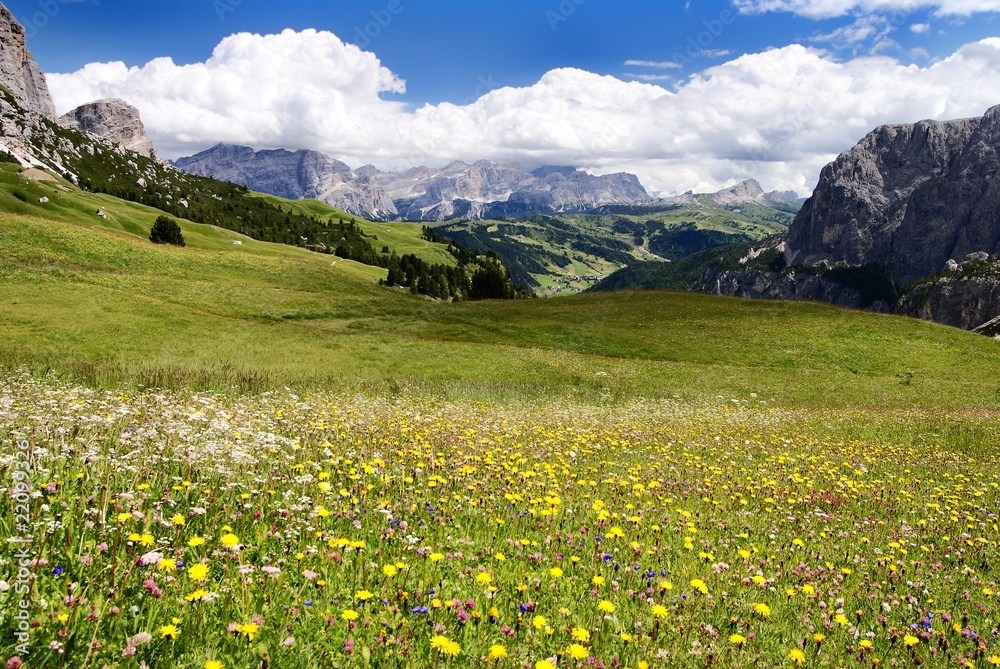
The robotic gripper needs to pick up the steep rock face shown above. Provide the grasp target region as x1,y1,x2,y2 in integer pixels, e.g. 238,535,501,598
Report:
0,3,55,119
898,276,1000,330
174,144,398,220
785,105,1000,286
703,266,873,309
58,99,159,161
896,256,1000,330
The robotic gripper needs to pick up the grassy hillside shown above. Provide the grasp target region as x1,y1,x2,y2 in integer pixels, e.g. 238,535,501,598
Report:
1,195,999,409
434,199,796,294
249,193,459,267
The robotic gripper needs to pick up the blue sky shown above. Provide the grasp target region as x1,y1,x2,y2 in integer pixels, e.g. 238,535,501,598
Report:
11,0,998,106
11,0,1000,194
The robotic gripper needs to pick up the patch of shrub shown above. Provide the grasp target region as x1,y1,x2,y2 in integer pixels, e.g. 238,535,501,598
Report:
149,215,185,246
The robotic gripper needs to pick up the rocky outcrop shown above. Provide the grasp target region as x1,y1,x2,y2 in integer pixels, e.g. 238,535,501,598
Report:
785,105,1000,286
58,99,159,161
174,145,398,220
0,3,55,119
174,145,651,221
896,255,1000,330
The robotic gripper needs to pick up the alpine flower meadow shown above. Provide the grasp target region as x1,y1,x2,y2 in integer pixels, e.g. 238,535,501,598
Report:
0,373,998,667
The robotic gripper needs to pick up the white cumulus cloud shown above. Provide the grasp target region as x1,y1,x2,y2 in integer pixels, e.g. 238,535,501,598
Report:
732,0,1000,18
47,30,1000,197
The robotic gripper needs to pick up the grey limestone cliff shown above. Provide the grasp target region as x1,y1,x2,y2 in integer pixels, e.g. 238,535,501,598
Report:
0,2,55,119
785,105,1000,286
58,99,159,161
703,105,1000,331
174,145,397,220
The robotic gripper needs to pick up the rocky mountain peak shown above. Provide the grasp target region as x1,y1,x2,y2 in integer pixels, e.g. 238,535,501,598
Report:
58,98,160,161
173,144,398,220
0,2,56,119
785,104,1000,285
710,179,764,206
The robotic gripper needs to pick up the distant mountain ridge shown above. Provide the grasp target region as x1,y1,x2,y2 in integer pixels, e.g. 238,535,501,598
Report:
173,144,397,219
174,144,651,221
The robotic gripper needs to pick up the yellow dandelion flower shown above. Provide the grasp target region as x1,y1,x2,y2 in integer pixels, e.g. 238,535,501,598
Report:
536,661,557,669
598,600,615,613
549,567,563,578
204,662,223,669
592,575,605,586
730,634,747,645
903,635,919,647
532,615,547,630
172,515,185,526
753,603,771,618
382,564,398,577
220,534,239,549
236,622,259,641
691,578,708,594
489,644,508,659
355,589,373,601
159,624,179,640
187,563,208,582
571,627,591,643
789,648,806,665
341,610,358,621
188,536,205,548
567,644,589,660
651,604,668,619
430,635,460,657
185,589,210,602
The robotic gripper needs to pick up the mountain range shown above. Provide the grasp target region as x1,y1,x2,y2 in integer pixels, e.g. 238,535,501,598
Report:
174,144,655,221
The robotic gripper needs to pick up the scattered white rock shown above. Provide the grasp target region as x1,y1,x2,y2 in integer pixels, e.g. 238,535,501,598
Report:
38,196,48,203
233,240,242,246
